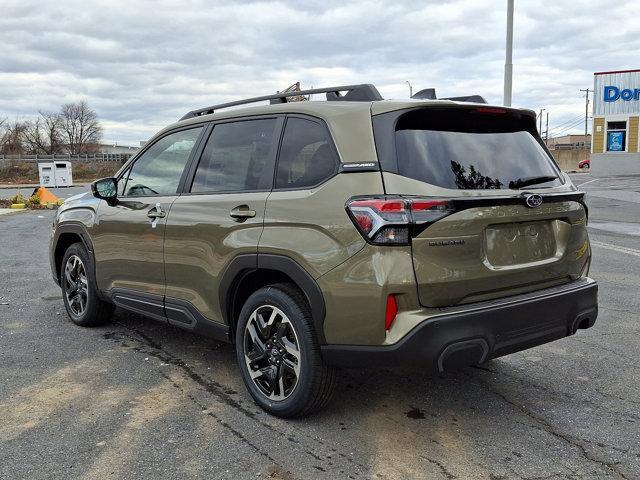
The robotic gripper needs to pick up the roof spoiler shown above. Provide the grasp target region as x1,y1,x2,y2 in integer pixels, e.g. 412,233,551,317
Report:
411,88,487,104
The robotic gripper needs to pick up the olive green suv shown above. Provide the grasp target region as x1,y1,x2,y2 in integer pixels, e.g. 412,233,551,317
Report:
49,84,598,417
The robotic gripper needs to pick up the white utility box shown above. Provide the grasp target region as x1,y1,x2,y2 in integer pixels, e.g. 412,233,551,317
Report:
38,161,73,187
38,163,55,187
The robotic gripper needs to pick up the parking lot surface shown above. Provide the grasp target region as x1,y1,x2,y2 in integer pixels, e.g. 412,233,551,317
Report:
1,174,639,479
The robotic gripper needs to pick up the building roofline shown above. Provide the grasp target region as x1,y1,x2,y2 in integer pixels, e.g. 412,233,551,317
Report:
594,68,640,76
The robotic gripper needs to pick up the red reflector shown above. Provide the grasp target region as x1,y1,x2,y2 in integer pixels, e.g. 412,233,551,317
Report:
385,295,398,330
475,107,507,115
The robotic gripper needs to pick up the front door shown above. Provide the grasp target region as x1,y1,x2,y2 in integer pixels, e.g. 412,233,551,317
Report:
164,117,281,327
92,126,205,317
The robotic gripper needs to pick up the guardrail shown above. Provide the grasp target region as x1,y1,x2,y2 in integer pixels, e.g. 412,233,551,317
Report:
0,153,132,162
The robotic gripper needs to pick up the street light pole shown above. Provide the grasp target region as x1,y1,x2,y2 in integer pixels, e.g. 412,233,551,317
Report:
503,0,514,106
405,80,413,98
539,108,545,135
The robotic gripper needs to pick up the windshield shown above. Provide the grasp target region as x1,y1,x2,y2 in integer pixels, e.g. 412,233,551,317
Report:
391,108,562,190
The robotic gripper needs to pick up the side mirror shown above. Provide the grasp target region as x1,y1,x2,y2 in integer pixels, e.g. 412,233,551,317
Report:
91,177,118,204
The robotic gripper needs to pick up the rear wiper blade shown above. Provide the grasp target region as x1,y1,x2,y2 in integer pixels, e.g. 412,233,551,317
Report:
508,175,557,189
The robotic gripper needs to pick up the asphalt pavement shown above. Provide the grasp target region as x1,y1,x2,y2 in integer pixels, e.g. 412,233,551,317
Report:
0,174,638,479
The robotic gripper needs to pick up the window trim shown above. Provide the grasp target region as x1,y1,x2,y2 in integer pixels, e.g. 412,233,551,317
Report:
180,115,285,196
271,114,342,192
116,124,208,199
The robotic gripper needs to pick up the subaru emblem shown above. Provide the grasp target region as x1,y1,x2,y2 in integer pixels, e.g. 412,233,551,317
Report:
525,194,543,208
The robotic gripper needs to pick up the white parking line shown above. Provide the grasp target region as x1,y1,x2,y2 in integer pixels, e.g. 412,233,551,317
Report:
577,178,599,188
591,240,640,258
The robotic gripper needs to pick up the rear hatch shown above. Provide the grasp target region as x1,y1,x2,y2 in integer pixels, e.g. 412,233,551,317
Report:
372,104,590,307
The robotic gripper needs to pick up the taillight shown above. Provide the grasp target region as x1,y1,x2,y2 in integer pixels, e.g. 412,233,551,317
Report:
346,197,455,245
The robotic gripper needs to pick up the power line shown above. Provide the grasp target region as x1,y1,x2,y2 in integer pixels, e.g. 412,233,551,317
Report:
547,114,585,132
548,118,587,136
548,117,587,135
552,118,587,134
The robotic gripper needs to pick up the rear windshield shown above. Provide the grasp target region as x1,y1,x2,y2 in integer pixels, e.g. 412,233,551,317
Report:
388,108,561,190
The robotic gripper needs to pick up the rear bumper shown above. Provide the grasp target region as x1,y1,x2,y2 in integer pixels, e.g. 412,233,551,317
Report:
321,277,598,372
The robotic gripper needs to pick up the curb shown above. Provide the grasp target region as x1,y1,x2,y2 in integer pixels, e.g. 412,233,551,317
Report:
0,209,29,217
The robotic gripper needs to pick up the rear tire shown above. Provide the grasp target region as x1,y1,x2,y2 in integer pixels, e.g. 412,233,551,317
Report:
235,283,336,418
60,242,114,327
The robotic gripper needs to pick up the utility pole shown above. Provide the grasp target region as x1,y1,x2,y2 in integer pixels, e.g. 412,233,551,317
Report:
579,88,593,147
503,0,514,106
545,111,549,142
539,108,545,135
405,80,413,98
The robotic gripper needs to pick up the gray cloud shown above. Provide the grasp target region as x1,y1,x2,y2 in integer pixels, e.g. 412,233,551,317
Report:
1,0,638,144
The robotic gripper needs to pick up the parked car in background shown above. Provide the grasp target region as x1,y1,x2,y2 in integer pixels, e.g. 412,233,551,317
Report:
49,84,598,418
579,159,591,169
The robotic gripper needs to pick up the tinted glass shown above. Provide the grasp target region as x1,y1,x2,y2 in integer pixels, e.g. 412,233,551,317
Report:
191,119,277,193
122,127,202,196
275,118,339,189
391,109,561,190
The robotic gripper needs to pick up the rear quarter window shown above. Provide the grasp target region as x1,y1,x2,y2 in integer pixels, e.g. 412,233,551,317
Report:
275,117,339,189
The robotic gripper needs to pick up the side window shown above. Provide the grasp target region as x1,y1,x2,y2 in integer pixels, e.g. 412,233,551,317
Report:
122,127,203,196
275,117,339,189
191,118,278,193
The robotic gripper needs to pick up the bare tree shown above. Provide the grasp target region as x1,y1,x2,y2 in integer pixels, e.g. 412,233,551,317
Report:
23,111,64,154
0,119,28,155
59,100,102,154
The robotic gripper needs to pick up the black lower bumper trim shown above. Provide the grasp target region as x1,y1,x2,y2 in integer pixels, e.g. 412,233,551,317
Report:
321,278,598,373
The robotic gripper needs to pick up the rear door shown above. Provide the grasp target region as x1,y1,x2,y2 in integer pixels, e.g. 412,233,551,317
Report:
163,116,282,327
92,126,204,316
373,106,590,307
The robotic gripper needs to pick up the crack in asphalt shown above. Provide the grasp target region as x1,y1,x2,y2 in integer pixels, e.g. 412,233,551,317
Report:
573,338,639,366
471,365,640,422
159,370,280,465
599,305,640,317
102,320,375,477
464,372,630,480
418,453,457,479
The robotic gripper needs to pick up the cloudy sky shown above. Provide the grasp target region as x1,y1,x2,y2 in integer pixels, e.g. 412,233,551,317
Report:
1,0,638,146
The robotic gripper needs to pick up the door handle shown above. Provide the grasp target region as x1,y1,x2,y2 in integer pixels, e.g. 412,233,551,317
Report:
147,205,166,218
229,205,256,221
147,204,166,229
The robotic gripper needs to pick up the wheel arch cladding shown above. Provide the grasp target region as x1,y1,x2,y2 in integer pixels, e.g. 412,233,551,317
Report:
53,224,94,284
219,254,327,344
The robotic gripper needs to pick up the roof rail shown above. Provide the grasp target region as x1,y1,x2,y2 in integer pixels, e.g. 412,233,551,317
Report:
411,88,487,104
180,84,383,120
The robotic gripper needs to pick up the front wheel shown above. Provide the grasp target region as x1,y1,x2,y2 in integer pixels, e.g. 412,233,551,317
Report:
60,242,114,327
235,283,335,418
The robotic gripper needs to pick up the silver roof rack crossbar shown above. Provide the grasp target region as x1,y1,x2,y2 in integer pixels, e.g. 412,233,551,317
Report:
180,84,383,120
